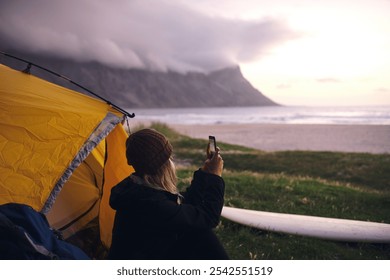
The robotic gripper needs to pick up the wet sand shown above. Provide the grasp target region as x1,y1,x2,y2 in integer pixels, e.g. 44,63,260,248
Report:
131,121,390,154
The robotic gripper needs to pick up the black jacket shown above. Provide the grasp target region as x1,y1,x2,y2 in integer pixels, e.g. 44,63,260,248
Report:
107,169,227,260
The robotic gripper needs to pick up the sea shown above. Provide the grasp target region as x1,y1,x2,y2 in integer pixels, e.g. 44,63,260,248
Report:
128,106,390,125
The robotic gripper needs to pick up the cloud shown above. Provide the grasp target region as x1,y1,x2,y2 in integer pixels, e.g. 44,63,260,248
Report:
316,78,342,83
276,83,291,89
0,0,297,72
375,87,390,93
372,87,390,104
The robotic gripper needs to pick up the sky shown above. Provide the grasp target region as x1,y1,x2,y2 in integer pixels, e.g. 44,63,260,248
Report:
1,0,389,106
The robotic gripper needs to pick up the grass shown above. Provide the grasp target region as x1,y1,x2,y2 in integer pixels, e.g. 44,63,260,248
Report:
150,122,390,260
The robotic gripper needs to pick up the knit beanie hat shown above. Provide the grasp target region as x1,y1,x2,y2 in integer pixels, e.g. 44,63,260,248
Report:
125,129,173,175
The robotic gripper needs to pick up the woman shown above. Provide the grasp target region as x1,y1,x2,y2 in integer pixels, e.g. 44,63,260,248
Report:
107,128,228,260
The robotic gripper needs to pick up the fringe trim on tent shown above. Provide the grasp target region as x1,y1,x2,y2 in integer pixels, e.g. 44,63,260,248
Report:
41,113,122,214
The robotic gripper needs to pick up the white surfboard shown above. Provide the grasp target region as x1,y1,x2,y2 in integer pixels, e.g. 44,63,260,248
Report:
221,206,390,243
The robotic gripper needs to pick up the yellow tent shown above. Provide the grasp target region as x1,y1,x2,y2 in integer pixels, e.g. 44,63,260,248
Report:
0,63,134,248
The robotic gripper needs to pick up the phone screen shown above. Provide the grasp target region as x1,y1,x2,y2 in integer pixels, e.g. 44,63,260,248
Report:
209,136,217,156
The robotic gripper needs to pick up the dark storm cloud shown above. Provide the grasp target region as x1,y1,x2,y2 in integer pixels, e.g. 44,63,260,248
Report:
0,0,297,72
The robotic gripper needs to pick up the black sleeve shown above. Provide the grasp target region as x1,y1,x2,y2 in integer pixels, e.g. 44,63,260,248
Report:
131,169,225,231
183,169,225,206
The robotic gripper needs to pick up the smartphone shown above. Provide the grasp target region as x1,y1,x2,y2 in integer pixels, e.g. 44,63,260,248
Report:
208,136,217,158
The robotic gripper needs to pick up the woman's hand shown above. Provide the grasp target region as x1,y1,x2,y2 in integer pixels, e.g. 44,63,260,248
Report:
202,147,224,177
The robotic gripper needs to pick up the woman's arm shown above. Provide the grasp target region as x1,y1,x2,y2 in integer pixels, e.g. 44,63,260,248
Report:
129,169,225,231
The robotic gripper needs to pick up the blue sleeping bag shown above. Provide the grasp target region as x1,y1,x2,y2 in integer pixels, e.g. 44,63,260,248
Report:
0,203,89,260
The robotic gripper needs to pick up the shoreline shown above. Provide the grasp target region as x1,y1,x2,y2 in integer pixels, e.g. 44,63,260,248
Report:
129,120,390,154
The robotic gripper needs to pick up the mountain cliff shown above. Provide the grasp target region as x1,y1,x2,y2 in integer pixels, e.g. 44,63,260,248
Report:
1,52,278,108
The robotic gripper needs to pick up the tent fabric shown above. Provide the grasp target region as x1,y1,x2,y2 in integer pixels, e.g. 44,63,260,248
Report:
0,64,121,211
45,139,106,237
0,63,133,248
42,112,121,213
100,124,134,247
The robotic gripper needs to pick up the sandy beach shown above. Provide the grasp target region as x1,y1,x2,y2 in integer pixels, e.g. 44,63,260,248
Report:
131,120,390,154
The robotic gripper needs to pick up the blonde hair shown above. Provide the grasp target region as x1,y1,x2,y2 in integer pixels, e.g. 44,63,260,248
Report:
143,159,178,194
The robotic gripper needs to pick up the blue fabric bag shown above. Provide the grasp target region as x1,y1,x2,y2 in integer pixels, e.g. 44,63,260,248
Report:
0,203,89,260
